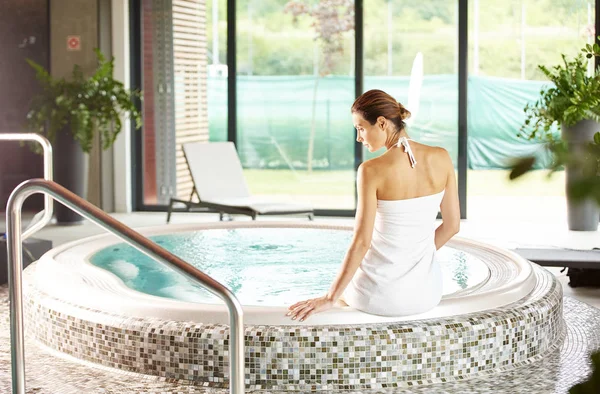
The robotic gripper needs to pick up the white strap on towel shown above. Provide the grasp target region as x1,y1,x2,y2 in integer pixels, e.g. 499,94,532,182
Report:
397,137,417,168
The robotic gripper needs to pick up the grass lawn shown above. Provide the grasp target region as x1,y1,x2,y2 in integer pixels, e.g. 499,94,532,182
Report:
467,169,564,197
244,169,355,196
243,169,565,197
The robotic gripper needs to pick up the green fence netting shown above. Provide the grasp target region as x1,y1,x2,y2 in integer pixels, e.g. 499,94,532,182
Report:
207,75,557,170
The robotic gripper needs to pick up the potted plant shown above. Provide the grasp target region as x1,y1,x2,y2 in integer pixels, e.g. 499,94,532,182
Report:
25,49,142,224
518,38,600,231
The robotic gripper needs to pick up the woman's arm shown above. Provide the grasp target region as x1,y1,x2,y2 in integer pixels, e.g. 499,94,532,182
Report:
325,162,378,301
435,150,461,250
287,162,378,321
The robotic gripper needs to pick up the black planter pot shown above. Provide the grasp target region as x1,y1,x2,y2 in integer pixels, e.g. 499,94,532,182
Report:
53,128,85,224
561,119,600,231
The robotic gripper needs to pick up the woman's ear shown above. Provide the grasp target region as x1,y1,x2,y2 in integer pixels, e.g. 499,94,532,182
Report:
377,116,386,130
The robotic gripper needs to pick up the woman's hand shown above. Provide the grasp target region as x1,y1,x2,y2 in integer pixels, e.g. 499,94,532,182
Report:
286,295,335,322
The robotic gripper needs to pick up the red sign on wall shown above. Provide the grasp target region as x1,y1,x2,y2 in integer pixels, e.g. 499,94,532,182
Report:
66,35,81,51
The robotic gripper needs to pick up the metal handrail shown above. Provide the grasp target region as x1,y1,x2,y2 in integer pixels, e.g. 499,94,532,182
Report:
6,179,245,394
0,133,53,239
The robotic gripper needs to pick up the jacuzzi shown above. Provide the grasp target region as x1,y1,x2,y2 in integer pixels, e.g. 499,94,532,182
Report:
22,222,564,390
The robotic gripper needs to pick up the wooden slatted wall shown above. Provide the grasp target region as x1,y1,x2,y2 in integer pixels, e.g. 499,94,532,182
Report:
172,0,208,200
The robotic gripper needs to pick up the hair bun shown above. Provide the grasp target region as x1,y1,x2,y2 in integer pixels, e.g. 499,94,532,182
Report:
398,104,411,121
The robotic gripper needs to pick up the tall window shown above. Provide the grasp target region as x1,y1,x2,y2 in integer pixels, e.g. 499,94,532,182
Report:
467,0,594,220
363,0,459,173
235,0,356,210
207,0,228,142
134,0,597,218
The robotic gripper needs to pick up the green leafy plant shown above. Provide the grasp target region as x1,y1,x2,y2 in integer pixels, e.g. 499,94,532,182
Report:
556,131,600,205
520,39,600,142
511,129,600,205
511,38,600,203
570,350,600,393
25,49,142,153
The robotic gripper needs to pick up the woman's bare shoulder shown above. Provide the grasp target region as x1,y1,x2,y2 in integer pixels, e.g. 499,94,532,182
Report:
434,145,452,160
359,155,387,180
422,144,452,167
357,156,378,172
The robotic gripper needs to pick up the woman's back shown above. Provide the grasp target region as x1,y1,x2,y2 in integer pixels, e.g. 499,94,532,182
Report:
373,138,448,201
343,138,451,316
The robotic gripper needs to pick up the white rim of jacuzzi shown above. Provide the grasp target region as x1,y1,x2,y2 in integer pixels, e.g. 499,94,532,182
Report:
27,221,537,325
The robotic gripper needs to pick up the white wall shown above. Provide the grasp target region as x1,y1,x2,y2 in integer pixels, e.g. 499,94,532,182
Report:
110,0,132,213
99,0,115,212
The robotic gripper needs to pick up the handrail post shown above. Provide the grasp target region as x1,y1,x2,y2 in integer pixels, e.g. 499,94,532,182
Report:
0,133,53,239
7,179,245,394
6,182,30,394
228,301,245,393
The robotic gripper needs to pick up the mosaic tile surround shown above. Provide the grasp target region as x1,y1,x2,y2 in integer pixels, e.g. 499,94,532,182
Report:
21,262,563,391
3,287,598,394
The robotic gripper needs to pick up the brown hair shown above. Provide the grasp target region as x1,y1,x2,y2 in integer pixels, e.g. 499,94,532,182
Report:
351,89,411,132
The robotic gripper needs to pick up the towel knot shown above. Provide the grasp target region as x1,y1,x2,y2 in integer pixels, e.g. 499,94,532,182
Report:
397,137,417,168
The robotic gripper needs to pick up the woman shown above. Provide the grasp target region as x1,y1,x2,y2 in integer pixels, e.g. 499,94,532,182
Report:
287,89,460,321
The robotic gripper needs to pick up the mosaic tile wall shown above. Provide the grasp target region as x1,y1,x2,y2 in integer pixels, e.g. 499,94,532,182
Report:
23,264,563,391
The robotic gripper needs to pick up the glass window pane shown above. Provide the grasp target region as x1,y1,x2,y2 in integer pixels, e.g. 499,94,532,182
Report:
207,0,228,142
236,0,356,210
468,0,593,221
363,0,459,185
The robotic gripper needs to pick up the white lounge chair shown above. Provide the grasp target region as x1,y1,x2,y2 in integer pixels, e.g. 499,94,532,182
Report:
167,142,314,222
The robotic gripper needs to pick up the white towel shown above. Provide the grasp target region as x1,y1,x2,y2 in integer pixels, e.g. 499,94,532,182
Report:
343,138,444,316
